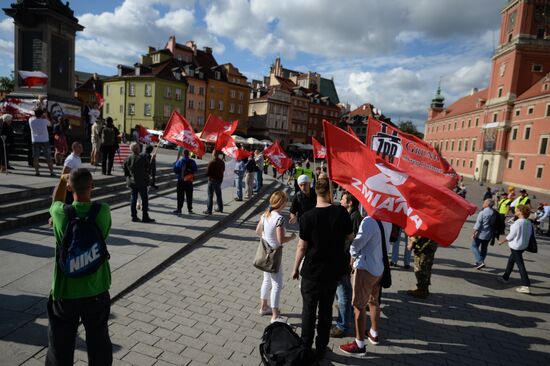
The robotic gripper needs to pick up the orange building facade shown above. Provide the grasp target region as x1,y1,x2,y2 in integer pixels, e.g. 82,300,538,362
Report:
425,0,550,194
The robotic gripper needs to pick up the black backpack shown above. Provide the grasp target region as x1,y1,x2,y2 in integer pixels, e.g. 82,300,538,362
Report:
259,322,315,366
101,126,116,146
57,203,109,278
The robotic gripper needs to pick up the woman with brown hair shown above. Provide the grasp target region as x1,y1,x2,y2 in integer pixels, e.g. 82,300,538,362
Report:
256,191,296,323
498,204,533,294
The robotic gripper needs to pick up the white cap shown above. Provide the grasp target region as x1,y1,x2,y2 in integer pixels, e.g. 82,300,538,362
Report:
297,174,310,185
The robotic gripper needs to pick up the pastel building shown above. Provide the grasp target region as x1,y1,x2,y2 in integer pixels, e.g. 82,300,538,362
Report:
424,0,550,194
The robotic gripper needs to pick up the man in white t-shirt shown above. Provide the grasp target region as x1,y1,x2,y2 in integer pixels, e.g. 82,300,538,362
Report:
62,142,83,174
29,108,55,177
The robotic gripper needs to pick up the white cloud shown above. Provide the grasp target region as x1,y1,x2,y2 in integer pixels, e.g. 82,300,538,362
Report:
0,18,13,33
155,9,195,33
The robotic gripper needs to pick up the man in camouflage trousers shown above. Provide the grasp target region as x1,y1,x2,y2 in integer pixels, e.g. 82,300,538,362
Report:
406,236,438,299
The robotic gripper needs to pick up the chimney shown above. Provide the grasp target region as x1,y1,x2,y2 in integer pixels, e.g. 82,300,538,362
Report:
470,87,478,95
148,46,156,54
362,105,366,110
135,64,141,76
185,40,197,54
203,46,212,54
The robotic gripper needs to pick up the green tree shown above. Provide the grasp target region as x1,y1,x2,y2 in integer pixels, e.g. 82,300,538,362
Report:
398,120,424,139
0,75,14,93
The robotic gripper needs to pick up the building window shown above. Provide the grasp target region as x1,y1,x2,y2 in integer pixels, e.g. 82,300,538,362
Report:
462,160,465,167
128,103,135,115
472,139,476,151
188,99,194,110
197,116,204,125
163,105,171,117
230,90,236,98
451,140,455,151
145,84,152,97
239,91,244,100
199,87,205,96
468,119,471,128
511,127,518,140
445,140,449,150
532,64,543,72
475,117,479,127
464,140,469,151
129,83,135,96
528,106,534,114
120,86,124,95
519,159,526,170
450,159,454,165
546,104,550,117
515,109,520,117
198,101,204,110
508,159,513,169
188,85,194,94
106,85,110,96
215,71,221,80
210,98,215,109
164,87,172,98
461,120,464,128
540,136,549,154
106,103,110,114
469,160,473,168
497,87,503,98
458,140,462,151
238,104,243,114
524,126,531,140
175,88,182,101
119,105,123,113
218,100,224,111
229,103,235,113
454,122,457,129
144,103,151,116
536,166,544,179
493,113,498,122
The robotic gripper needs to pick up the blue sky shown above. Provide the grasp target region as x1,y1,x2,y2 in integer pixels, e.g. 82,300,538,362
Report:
0,0,505,125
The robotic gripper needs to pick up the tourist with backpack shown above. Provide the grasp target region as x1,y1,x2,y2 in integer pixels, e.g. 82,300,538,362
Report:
471,199,496,270
100,117,119,175
173,149,198,214
46,168,112,365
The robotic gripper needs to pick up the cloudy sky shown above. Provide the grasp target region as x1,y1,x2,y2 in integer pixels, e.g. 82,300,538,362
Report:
0,0,505,125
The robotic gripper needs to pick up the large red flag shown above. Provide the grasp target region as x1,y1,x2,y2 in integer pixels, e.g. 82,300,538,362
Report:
137,124,159,144
263,141,293,173
201,114,238,143
215,133,251,160
323,121,475,246
312,136,326,159
366,117,458,189
347,125,360,140
163,111,205,157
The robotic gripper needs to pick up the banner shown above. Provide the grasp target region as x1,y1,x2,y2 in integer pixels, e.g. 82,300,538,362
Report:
323,121,475,246
0,97,43,121
200,114,238,143
163,111,205,157
366,117,458,189
263,141,293,173
312,136,326,159
18,71,48,88
137,125,159,144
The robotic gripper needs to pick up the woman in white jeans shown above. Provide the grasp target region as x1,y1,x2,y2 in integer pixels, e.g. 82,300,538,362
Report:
256,191,296,323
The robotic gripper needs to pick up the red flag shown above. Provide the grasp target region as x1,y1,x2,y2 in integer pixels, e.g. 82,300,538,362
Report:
215,133,251,159
201,114,238,143
263,141,293,173
163,111,205,157
18,71,48,88
137,124,159,144
312,136,326,159
347,125,360,140
323,121,475,246
366,117,458,189
95,92,104,109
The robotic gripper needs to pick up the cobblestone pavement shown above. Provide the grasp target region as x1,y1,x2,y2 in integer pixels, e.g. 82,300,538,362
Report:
22,180,550,366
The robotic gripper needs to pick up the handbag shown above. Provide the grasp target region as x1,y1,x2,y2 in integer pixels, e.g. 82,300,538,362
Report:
526,223,538,253
375,220,392,289
253,216,282,273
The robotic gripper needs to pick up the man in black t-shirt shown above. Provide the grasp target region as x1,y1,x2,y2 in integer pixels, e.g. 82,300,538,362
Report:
292,178,353,361
289,174,317,224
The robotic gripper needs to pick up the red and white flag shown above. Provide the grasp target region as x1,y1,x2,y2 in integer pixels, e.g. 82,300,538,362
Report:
366,117,458,189
200,114,238,143
18,71,48,88
215,133,251,160
323,121,475,246
137,124,159,144
312,136,326,159
263,141,293,173
163,111,205,157
95,92,105,109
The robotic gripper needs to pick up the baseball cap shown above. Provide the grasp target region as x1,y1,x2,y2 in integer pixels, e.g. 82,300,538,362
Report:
297,175,310,185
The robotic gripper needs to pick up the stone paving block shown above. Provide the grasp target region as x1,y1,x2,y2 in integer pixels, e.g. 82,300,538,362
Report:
224,340,255,355
159,350,192,365
155,339,186,355
128,319,157,333
170,314,198,328
180,345,213,364
193,321,222,335
203,343,233,359
121,350,157,366
175,334,208,351
198,331,227,347
128,310,156,323
229,350,261,366
173,324,202,339
131,342,163,358
128,330,160,346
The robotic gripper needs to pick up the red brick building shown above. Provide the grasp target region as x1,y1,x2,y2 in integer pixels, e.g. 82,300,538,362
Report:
425,0,550,194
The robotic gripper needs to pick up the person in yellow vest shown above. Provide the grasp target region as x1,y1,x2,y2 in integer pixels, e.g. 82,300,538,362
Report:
497,192,511,236
517,189,532,210
293,161,305,193
303,162,314,184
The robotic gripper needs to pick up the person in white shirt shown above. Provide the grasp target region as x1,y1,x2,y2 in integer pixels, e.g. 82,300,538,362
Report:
88,104,100,125
256,191,296,323
29,108,55,177
62,142,83,174
498,204,532,294
536,203,550,235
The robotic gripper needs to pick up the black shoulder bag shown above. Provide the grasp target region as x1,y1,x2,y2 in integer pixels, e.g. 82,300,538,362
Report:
375,220,392,289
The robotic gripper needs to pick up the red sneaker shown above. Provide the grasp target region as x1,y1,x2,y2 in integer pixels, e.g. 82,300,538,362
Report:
339,341,366,356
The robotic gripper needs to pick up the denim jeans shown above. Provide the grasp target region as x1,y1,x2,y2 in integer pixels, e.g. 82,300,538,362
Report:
471,237,490,264
130,186,149,218
391,234,411,266
207,181,223,213
235,173,244,200
503,249,531,286
255,170,263,192
335,274,353,332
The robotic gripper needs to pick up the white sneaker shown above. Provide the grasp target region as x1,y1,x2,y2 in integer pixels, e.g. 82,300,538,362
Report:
516,286,530,294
